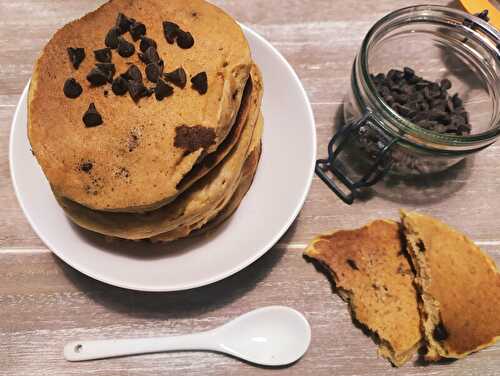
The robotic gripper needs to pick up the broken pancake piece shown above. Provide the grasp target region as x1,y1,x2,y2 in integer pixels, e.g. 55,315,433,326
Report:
304,220,421,366
401,210,500,361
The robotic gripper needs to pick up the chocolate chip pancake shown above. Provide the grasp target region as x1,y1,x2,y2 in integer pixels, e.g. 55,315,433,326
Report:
55,70,263,240
401,210,500,361
29,0,252,212
304,220,422,367
151,113,263,242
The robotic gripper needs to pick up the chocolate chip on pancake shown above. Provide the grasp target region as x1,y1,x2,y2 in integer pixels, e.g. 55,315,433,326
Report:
162,21,179,44
80,161,93,173
129,21,146,41
176,30,194,49
63,78,83,98
139,36,157,53
96,63,116,82
111,76,128,95
174,124,215,152
117,36,135,57
164,67,187,88
122,64,142,82
105,26,121,49
191,72,208,94
82,103,103,127
94,47,112,63
154,79,174,101
138,46,160,65
145,63,163,83
128,80,147,102
67,47,85,69
116,12,132,34
86,67,108,86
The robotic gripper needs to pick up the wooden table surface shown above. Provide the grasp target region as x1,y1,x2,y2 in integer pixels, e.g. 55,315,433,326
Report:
2,0,500,375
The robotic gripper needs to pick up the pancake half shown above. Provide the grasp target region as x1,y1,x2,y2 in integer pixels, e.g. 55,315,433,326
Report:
401,210,500,361
304,220,422,366
56,72,263,240
151,113,262,242
29,0,252,212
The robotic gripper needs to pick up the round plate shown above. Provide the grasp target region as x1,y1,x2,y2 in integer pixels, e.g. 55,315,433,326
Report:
9,25,316,292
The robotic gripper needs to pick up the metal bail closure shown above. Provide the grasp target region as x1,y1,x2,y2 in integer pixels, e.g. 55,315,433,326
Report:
315,111,396,204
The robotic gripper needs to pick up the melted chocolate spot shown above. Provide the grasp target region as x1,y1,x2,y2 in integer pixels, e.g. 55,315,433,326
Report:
416,239,426,252
174,125,215,152
80,162,93,173
433,321,449,342
346,259,359,270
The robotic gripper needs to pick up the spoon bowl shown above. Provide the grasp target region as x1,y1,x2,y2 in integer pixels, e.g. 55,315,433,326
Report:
64,306,311,367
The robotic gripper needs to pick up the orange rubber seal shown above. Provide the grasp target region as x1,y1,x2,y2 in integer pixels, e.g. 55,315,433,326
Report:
459,0,500,29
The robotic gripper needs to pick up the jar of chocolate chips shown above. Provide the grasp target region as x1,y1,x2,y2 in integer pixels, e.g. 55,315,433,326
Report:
317,5,500,204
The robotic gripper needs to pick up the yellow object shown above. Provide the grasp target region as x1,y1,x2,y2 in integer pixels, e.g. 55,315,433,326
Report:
459,0,500,29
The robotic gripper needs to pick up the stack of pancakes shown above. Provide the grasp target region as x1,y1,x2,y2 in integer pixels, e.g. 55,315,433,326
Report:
28,0,264,242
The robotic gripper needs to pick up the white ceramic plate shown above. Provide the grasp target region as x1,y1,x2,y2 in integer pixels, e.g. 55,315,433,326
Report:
9,25,316,292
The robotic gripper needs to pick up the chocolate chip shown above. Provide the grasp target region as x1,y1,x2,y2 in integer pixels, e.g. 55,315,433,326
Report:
403,67,415,79
145,62,163,83
163,21,179,44
440,79,452,91
176,30,194,49
164,67,187,88
154,79,174,101
116,12,132,34
117,36,135,57
94,47,112,63
139,46,160,65
122,64,142,82
63,78,83,98
67,47,85,69
105,26,121,49
82,103,103,127
128,80,147,102
86,67,108,86
139,36,157,53
452,93,463,109
96,63,116,82
129,21,146,41
191,71,207,94
174,125,215,152
80,162,93,173
111,76,128,95
346,259,359,270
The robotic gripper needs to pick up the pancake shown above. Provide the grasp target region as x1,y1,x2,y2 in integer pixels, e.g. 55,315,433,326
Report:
151,114,262,242
401,210,500,361
29,0,252,212
304,220,422,367
56,72,263,240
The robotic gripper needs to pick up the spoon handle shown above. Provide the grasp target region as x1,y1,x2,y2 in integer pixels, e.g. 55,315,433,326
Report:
64,331,218,361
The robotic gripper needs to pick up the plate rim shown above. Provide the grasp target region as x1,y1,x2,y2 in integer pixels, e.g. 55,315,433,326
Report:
9,23,317,292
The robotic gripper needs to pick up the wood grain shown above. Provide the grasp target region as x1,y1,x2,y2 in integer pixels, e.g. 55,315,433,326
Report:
2,0,500,375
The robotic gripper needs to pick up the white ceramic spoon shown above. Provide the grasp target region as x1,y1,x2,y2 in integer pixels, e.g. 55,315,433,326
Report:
64,306,311,366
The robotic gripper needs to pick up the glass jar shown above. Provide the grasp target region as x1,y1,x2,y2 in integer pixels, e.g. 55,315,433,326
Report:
316,5,500,204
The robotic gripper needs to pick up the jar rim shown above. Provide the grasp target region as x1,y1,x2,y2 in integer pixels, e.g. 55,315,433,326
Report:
358,4,500,148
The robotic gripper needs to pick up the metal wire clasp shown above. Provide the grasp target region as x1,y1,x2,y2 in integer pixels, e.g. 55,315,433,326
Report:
316,111,396,204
